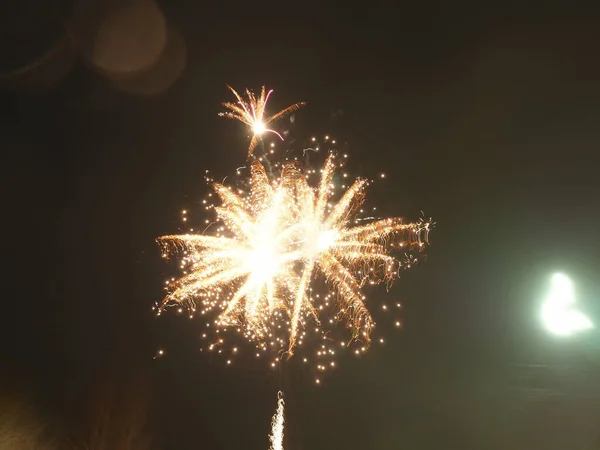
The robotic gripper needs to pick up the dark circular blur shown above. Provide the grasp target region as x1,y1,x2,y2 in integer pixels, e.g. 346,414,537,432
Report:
111,22,187,96
70,0,167,77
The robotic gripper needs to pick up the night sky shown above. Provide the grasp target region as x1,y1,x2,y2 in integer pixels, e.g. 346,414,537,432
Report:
3,2,600,449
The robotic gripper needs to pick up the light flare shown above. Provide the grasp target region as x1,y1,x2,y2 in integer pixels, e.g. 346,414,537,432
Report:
541,273,593,336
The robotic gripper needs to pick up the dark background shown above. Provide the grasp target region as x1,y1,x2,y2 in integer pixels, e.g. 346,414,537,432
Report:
2,1,600,449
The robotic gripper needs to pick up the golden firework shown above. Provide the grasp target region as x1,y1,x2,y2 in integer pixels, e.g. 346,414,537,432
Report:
158,162,302,342
157,149,430,376
220,85,305,156
285,154,428,355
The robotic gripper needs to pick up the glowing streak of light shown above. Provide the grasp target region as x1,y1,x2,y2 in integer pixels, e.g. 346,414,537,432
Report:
269,392,285,450
220,86,305,156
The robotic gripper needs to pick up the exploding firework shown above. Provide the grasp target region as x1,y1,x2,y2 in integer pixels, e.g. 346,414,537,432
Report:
158,161,303,342
220,85,305,156
269,392,285,450
284,154,429,355
157,140,431,381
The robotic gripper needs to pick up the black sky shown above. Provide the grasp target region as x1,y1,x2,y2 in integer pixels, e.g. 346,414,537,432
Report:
3,2,600,449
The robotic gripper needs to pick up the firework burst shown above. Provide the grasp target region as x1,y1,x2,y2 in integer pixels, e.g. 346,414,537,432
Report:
284,154,429,355
157,142,431,380
220,85,305,156
158,161,303,342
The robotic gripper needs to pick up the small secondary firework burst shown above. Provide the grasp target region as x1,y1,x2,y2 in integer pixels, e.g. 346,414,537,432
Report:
220,85,305,156
157,137,431,382
269,392,285,450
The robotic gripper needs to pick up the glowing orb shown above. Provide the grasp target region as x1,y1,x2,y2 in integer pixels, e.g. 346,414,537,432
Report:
541,273,593,336
252,121,266,135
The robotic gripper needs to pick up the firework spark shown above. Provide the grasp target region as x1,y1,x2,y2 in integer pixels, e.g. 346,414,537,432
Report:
157,146,431,377
269,392,285,450
220,86,305,156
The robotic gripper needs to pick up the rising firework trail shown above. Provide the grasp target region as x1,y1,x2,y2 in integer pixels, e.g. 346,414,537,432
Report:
269,392,285,450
